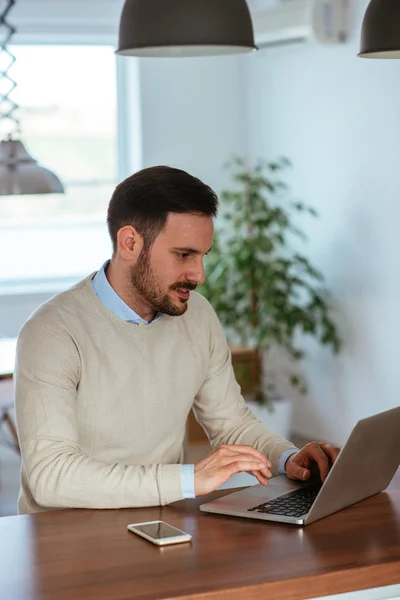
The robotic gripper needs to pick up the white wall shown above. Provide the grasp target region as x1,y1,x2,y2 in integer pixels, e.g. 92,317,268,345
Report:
138,55,246,193
243,0,400,444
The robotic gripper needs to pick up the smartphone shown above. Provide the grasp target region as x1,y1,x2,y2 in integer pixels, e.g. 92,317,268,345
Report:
127,520,192,546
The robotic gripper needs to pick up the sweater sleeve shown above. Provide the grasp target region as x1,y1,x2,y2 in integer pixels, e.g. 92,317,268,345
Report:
192,302,297,476
14,317,183,510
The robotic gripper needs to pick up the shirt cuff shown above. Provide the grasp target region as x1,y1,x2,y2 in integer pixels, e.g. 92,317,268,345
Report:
180,464,196,498
279,448,300,475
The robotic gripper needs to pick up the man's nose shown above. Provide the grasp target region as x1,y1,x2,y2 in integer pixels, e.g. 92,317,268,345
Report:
187,261,205,286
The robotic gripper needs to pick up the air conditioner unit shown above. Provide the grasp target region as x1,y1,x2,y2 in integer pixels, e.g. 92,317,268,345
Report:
252,0,348,49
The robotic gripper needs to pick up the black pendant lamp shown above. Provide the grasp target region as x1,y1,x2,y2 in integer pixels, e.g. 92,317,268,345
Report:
116,0,257,58
359,0,400,58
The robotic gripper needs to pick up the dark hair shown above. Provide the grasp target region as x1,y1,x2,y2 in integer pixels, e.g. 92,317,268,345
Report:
107,166,218,253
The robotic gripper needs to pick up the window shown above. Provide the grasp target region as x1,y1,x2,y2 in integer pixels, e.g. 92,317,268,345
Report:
0,45,119,290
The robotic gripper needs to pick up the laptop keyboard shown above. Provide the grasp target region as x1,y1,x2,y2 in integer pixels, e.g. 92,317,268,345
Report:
247,484,322,518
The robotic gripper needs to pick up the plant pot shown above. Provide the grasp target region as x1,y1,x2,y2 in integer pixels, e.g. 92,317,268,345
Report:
245,396,294,440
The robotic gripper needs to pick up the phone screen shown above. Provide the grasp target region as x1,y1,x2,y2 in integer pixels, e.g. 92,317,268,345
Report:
133,522,185,539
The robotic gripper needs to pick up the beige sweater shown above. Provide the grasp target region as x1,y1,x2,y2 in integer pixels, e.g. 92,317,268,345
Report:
15,275,295,514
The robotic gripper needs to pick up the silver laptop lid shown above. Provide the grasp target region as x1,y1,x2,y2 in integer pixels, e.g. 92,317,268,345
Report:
305,406,400,525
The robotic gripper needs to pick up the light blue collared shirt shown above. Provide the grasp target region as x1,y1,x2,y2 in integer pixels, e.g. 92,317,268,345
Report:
92,260,163,325
279,448,299,474
92,261,298,498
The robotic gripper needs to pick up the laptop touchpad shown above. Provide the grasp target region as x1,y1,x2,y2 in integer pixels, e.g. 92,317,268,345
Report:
214,477,308,510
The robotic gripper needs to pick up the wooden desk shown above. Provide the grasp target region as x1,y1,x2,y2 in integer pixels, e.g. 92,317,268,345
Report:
0,470,399,600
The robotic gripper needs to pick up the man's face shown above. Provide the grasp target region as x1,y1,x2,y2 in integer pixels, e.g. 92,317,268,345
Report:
129,212,214,317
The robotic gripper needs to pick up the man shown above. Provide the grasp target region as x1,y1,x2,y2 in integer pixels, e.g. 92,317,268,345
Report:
15,166,339,514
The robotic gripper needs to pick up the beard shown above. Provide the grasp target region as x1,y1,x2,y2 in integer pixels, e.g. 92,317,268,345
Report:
129,248,196,317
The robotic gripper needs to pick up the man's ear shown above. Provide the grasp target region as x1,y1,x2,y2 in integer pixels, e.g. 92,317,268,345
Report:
116,226,144,262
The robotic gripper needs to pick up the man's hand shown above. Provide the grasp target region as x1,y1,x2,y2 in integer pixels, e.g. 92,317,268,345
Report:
285,442,340,482
194,444,272,496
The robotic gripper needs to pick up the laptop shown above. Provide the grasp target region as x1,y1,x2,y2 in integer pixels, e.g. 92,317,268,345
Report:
200,406,400,526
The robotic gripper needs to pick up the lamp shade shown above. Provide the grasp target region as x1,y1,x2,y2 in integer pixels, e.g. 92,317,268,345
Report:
359,0,400,58
0,140,64,195
116,0,257,58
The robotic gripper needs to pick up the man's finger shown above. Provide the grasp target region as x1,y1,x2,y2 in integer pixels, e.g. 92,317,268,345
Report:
250,470,269,486
225,460,269,480
320,443,340,464
220,450,270,472
308,445,330,481
287,462,311,481
222,445,271,468
248,466,272,479
259,466,272,479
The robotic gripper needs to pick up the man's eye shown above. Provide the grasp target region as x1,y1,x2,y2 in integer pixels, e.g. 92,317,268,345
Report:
177,253,190,260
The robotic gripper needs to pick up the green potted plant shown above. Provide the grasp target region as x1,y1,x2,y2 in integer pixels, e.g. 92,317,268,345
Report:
199,157,341,434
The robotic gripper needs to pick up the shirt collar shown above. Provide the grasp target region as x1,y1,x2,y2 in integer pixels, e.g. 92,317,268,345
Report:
92,260,163,325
